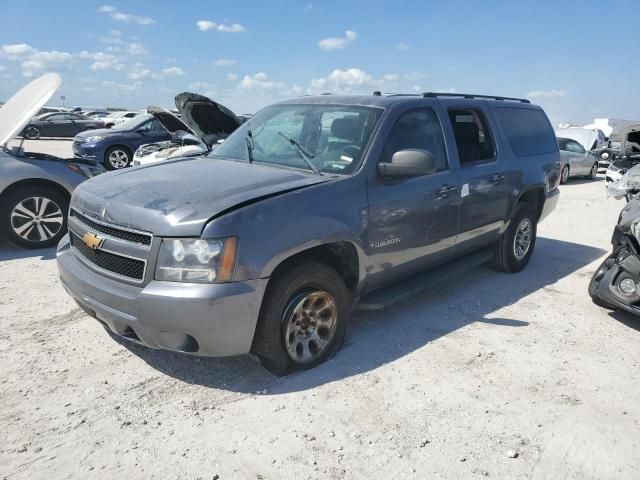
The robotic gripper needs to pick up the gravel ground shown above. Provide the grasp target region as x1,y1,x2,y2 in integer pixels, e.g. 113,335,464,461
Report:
1,141,639,479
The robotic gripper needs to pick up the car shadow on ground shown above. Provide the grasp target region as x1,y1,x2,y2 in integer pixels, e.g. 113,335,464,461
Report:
0,240,56,261
117,237,606,393
607,310,640,333
564,177,603,186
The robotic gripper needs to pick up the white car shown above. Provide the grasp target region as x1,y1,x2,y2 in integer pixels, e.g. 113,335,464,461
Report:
605,123,640,185
102,111,139,128
133,93,242,166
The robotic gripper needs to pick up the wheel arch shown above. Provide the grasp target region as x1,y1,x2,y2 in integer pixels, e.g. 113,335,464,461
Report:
0,178,72,207
515,186,546,221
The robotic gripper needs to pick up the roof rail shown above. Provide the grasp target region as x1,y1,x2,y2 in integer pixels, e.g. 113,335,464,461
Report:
421,92,530,104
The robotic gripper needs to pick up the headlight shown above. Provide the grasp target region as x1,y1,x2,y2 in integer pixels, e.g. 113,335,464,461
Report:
155,237,237,283
85,135,106,143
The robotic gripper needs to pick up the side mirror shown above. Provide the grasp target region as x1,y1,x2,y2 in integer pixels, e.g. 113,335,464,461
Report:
378,149,437,179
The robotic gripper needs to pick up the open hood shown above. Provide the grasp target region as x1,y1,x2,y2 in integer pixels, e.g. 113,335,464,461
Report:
0,73,61,145
147,105,194,134
174,92,242,148
620,124,640,156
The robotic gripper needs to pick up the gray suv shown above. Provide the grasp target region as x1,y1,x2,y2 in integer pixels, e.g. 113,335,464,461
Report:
57,92,561,374
0,74,103,249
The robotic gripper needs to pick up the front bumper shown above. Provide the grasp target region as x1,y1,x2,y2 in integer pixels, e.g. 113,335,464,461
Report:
56,235,268,356
72,141,102,160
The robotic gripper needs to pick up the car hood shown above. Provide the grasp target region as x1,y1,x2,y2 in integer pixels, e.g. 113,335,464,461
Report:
174,92,242,148
0,73,61,145
71,157,331,236
620,124,640,156
147,106,194,135
75,126,135,141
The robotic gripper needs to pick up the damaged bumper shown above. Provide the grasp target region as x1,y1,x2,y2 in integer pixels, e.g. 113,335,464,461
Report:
589,228,640,315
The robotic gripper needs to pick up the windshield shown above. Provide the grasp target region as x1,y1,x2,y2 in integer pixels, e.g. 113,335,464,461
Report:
211,104,383,174
112,114,151,131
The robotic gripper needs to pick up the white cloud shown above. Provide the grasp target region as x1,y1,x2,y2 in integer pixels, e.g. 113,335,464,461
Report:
213,58,237,67
79,51,124,71
309,67,423,94
101,80,142,92
196,20,245,33
527,89,567,99
162,66,184,76
19,50,73,77
97,5,155,25
318,30,357,50
100,29,124,45
0,43,33,57
227,72,238,81
128,64,160,80
127,42,149,56
311,68,372,90
188,82,217,97
395,42,410,51
239,72,284,90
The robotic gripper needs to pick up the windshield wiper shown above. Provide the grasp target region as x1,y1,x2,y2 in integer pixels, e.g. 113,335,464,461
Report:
277,131,322,176
245,124,255,163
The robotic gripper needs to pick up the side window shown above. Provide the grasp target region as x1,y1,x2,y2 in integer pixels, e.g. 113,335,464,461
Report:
448,108,495,165
568,141,586,154
493,107,558,157
380,108,448,172
47,114,64,121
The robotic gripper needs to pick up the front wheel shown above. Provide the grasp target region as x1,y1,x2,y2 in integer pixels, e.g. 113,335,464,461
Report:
251,261,351,376
1,186,68,249
560,165,570,184
492,203,537,273
23,126,41,140
589,162,598,180
104,146,131,170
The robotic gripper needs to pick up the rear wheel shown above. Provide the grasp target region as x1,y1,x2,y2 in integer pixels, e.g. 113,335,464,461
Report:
23,126,41,140
560,165,570,184
104,146,131,170
1,186,68,249
492,202,537,273
251,261,350,376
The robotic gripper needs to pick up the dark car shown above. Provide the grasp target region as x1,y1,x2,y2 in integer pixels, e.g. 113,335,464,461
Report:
23,112,104,140
590,197,640,314
57,92,560,375
72,114,186,170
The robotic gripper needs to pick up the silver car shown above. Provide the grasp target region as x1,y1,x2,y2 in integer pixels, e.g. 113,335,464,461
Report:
557,137,599,184
1,74,103,249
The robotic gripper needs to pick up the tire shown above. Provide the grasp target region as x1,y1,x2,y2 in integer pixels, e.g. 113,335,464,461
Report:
104,146,131,170
1,186,68,249
251,261,351,376
588,162,598,180
599,149,614,163
560,165,570,184
23,126,41,140
588,259,616,310
492,202,537,273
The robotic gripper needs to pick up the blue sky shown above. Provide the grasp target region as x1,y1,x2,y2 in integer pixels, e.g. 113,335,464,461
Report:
0,0,638,124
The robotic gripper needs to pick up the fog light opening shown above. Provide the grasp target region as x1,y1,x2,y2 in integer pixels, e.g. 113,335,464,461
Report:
618,278,637,296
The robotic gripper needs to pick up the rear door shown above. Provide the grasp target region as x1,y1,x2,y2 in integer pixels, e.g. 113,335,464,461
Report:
565,139,591,175
445,104,511,253
42,113,71,137
366,106,461,289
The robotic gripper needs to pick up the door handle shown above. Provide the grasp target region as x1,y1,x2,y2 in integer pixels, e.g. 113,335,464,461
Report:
436,185,457,198
491,174,506,183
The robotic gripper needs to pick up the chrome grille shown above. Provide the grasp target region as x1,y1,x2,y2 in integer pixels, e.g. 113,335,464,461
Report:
70,209,152,246
70,233,146,282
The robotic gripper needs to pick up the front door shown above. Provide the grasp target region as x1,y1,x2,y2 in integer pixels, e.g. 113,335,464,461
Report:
447,107,511,253
367,108,461,290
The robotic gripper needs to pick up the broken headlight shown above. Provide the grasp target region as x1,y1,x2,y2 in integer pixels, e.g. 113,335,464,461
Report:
155,237,237,283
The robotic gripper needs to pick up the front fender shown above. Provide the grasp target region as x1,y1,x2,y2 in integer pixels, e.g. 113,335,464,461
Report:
201,174,370,285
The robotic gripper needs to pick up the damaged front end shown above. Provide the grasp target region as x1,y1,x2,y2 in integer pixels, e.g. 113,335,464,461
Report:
590,199,640,314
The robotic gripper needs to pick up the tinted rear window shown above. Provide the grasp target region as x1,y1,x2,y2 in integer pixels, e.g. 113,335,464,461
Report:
494,107,558,157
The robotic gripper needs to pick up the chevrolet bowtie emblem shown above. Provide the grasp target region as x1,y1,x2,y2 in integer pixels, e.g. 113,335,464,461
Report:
82,231,104,250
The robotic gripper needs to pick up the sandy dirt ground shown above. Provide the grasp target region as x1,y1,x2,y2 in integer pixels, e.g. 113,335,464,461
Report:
1,141,639,479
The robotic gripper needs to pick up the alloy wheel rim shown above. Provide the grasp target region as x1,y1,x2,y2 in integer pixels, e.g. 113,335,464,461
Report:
11,196,63,242
284,290,338,364
513,218,533,260
591,164,598,178
562,167,569,183
25,127,39,139
109,150,129,168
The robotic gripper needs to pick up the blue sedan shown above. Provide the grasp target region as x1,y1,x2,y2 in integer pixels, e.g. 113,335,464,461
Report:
72,114,183,170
